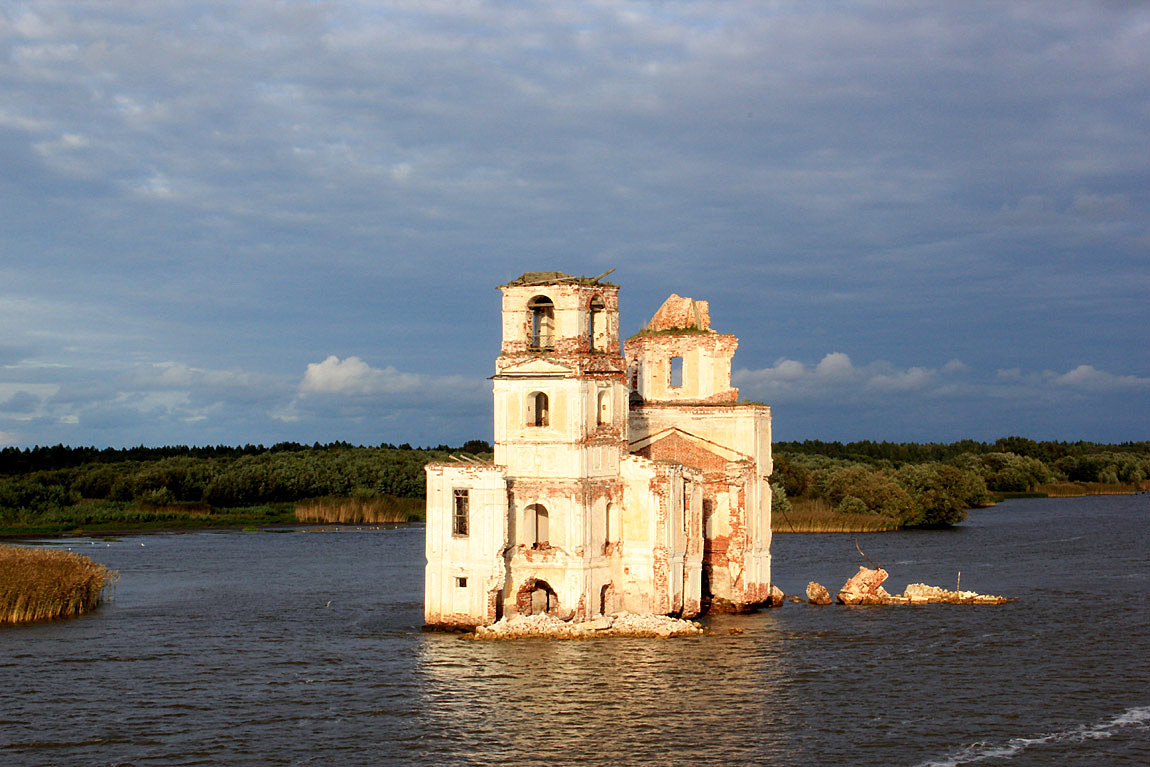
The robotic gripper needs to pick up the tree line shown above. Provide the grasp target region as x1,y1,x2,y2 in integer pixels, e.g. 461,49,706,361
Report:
772,438,1150,528
1,437,1146,531
0,442,491,529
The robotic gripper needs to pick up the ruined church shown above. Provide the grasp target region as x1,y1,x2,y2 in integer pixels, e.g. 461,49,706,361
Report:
424,271,773,629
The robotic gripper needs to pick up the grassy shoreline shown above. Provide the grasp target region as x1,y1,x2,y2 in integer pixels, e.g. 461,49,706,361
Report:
0,495,424,538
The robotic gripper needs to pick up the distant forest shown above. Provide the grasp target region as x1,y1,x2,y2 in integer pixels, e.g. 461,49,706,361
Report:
770,437,1150,529
1,437,1146,534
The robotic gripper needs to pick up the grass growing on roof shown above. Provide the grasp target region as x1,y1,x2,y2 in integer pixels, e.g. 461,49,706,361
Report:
627,326,713,339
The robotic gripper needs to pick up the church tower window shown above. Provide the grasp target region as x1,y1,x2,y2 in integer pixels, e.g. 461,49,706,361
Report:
527,391,549,427
588,297,605,351
528,296,555,349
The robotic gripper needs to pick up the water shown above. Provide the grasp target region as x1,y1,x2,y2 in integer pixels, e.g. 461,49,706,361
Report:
2,495,1147,766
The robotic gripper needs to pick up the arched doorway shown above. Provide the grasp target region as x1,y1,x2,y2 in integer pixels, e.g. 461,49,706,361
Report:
599,583,615,615
516,578,559,616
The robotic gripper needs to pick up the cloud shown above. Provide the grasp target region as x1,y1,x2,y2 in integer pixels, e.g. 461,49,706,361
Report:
1052,364,1150,392
1071,192,1131,221
735,353,971,400
744,354,1150,402
0,383,59,420
128,362,271,392
300,356,422,396
276,355,488,427
814,352,856,381
867,366,936,393
0,390,42,414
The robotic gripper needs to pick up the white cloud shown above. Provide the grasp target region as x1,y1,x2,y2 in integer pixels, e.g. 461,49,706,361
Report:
1052,364,1150,392
867,366,935,393
130,362,267,390
771,358,807,381
299,355,423,395
814,352,856,381
279,355,487,426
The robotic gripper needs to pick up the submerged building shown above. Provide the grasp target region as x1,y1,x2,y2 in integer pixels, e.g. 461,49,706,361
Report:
424,271,774,629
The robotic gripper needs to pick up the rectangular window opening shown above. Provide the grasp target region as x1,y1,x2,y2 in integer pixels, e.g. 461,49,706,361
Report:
452,489,469,536
455,576,468,588
670,356,684,388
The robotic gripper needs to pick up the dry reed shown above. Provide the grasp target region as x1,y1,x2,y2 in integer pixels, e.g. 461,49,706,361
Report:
294,495,422,525
1034,481,1143,498
773,498,901,533
0,544,117,624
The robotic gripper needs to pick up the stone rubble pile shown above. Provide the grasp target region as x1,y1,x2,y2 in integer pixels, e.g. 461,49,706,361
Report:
805,581,833,605
471,611,704,640
900,583,1009,605
806,566,1010,606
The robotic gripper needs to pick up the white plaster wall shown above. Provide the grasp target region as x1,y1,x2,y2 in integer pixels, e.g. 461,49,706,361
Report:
424,464,508,626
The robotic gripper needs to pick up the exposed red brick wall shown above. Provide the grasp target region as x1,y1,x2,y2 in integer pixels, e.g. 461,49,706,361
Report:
636,432,729,473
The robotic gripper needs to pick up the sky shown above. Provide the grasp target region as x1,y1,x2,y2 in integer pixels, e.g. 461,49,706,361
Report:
1,0,1148,449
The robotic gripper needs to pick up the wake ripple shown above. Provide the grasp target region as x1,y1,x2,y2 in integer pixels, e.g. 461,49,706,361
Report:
915,705,1150,766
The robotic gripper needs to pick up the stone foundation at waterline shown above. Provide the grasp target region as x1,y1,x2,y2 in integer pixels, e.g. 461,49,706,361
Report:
471,612,704,640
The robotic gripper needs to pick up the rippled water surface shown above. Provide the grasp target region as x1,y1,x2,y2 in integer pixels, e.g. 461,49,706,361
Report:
3,495,1148,766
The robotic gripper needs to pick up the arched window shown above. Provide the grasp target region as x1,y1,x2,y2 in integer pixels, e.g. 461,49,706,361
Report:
526,503,549,547
526,391,549,427
605,502,617,544
528,296,554,349
669,356,684,388
597,390,610,426
587,297,604,351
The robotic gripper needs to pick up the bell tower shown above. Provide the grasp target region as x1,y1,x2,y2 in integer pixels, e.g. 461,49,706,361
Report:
490,271,628,621
492,271,627,477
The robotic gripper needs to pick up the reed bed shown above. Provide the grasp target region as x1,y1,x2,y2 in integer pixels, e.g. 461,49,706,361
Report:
0,545,117,624
773,498,901,533
1034,481,1144,497
294,495,423,525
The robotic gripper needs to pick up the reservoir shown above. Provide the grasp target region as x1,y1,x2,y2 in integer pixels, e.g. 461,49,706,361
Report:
2,494,1147,766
